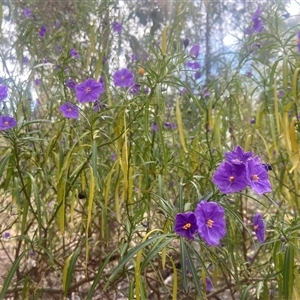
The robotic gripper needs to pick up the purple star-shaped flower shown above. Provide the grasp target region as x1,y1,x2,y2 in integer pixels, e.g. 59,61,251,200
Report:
70,48,79,58
23,7,32,18
174,212,198,240
66,79,76,90
247,157,272,194
59,102,79,119
39,25,47,38
186,61,201,69
212,161,248,194
75,78,104,103
195,201,226,246
245,5,263,35
253,213,265,242
189,44,200,59
112,21,122,33
0,116,17,130
113,68,134,88
225,146,253,165
0,85,8,101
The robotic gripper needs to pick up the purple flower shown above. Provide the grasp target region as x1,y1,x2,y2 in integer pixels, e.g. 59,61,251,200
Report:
112,21,122,33
152,122,158,132
0,116,17,130
246,5,263,35
250,117,256,124
70,48,79,58
183,38,189,49
174,212,198,240
34,79,41,86
283,12,290,19
277,90,284,98
297,32,300,52
23,56,29,64
3,232,10,238
98,77,105,91
130,84,140,94
23,7,32,18
202,87,210,98
212,161,248,194
186,61,201,69
141,52,148,62
189,45,200,59
164,122,170,128
181,88,187,95
75,78,104,103
0,85,8,101
253,213,265,242
194,71,201,80
246,71,252,77
66,78,77,90
39,25,47,38
56,45,62,53
56,20,61,28
195,201,226,246
205,278,212,292
29,251,36,257
59,102,79,119
247,157,272,194
113,68,134,88
93,100,103,112
110,153,117,161
131,54,138,61
225,146,253,165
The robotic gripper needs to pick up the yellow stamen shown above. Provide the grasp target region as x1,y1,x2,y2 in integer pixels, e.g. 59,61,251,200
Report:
207,219,214,228
183,223,191,230
86,87,91,93
252,174,259,182
229,176,235,182
4,121,8,126
67,108,72,112
254,225,258,230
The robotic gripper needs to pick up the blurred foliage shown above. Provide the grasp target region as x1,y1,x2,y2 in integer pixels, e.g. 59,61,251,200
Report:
0,0,300,299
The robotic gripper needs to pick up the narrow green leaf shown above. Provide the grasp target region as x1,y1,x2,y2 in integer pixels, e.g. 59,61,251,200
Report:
106,233,173,286
184,240,203,299
0,250,28,300
283,245,294,300
27,172,43,239
86,250,118,299
62,248,81,298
